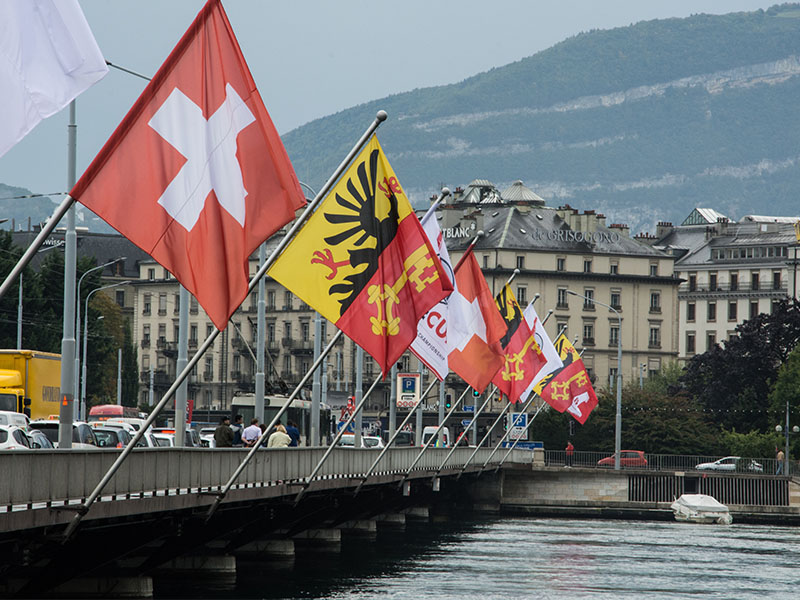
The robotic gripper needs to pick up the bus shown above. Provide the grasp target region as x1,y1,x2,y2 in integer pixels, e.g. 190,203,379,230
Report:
88,404,142,423
230,393,332,446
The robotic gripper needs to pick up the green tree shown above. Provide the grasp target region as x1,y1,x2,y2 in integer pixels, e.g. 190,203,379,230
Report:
768,345,800,458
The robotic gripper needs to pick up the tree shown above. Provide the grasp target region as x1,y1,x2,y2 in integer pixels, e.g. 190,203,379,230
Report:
121,320,139,407
768,344,800,457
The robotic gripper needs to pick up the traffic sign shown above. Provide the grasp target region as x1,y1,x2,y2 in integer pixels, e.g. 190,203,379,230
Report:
508,412,529,441
463,405,475,412
396,372,421,408
461,419,472,426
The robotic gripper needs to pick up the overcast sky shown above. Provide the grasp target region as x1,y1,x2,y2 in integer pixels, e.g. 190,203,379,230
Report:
0,0,773,201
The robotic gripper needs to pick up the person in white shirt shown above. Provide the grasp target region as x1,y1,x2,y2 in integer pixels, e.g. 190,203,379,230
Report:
241,418,262,447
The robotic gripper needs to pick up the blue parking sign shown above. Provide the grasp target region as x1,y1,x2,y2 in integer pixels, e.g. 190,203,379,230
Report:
401,377,416,393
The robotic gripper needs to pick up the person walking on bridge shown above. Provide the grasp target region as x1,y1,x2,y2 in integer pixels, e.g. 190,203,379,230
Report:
214,416,233,448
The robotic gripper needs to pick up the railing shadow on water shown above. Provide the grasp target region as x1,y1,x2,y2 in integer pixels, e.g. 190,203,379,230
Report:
543,450,796,476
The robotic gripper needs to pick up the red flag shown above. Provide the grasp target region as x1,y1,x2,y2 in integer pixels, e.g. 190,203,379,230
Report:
69,0,305,329
537,336,598,424
491,285,548,403
447,249,506,392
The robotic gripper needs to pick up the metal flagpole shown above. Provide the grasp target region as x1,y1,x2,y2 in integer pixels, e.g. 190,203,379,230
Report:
481,392,539,470
355,346,364,447
255,243,266,425
389,363,397,439
396,385,472,489
311,314,322,446
293,371,384,505
353,378,438,496
435,386,495,478
63,110,389,540
457,398,514,479
174,286,189,447
204,329,345,519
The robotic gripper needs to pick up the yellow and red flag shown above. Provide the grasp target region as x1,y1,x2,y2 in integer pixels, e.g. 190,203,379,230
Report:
533,335,598,424
446,249,506,392
491,285,549,403
268,137,451,374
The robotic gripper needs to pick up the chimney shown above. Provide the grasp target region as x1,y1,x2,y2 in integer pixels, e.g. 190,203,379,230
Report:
656,221,673,239
609,223,630,237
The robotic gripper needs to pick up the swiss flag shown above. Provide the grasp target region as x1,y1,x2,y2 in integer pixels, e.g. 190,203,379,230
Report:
447,249,506,392
70,0,305,329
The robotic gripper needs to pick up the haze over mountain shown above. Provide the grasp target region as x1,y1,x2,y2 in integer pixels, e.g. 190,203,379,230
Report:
284,4,800,233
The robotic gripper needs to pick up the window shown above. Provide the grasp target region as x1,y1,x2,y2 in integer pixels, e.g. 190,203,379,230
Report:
142,325,150,347
650,263,658,277
482,255,489,269
583,259,592,273
610,290,621,310
730,273,738,291
232,354,241,372
190,324,197,343
516,256,525,269
158,323,166,342
773,271,782,290
709,272,718,290
751,272,760,291
147,268,155,280
610,262,619,275
173,293,180,314
143,294,151,316
707,332,716,350
556,257,566,272
687,302,696,322
648,326,661,348
173,325,179,341
400,354,410,372
583,289,594,309
206,324,214,338
609,367,619,389
750,301,759,319
688,273,697,291
707,302,716,322
267,290,275,311
142,354,150,369
283,321,292,339
158,293,167,316
284,291,292,310
204,356,213,379
557,288,568,308
302,321,310,342
116,290,125,307
649,291,661,313
609,325,619,346
516,286,527,306
267,322,275,343
582,323,594,345
686,332,695,354
728,301,737,321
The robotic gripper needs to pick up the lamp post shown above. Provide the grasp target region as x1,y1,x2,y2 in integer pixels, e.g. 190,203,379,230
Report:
75,257,126,405
81,281,129,419
775,397,799,476
567,289,623,470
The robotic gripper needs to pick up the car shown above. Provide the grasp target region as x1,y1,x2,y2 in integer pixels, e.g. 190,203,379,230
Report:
28,420,98,449
92,427,131,448
696,456,763,473
597,450,648,468
26,429,55,449
338,434,385,448
0,424,33,450
422,426,450,448
0,410,30,429
150,432,174,447
199,427,217,448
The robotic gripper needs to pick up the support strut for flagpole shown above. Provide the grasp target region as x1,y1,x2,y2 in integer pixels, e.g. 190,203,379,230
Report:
396,385,472,489
434,386,496,478
353,378,438,496
481,392,539,471
205,328,344,520
456,397,515,480
293,371,384,505
62,111,389,541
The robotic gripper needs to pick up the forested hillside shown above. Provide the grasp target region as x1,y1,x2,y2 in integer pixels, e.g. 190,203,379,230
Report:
283,4,800,231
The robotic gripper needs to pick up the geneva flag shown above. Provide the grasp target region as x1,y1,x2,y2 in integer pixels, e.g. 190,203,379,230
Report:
69,0,305,329
447,249,506,393
533,335,598,424
268,137,452,375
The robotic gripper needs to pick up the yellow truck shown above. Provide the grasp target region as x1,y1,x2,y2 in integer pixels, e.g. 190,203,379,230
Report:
0,350,61,420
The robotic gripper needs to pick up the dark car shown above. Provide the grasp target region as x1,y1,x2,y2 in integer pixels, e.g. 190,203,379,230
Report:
597,450,648,468
26,429,55,449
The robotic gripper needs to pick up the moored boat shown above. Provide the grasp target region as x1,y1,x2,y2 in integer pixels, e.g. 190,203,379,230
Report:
671,494,733,524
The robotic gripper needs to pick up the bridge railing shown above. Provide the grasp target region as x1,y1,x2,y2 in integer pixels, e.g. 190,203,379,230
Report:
0,446,524,514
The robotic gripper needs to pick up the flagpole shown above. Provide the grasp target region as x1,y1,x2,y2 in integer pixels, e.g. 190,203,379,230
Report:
63,111,389,540
419,188,451,226
353,378,438,496
396,385,472,489
204,328,345,520
451,232,485,272
435,385,496,478
293,371,384,505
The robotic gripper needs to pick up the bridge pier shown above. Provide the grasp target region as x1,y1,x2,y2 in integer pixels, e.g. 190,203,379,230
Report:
292,528,342,550
35,576,153,599
339,519,377,537
404,506,430,520
235,538,295,560
152,554,237,592
376,513,406,529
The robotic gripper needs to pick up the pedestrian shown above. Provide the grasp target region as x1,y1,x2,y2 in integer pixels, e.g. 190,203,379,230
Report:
286,420,301,447
565,441,574,467
242,418,261,447
268,424,292,448
777,448,785,475
213,416,233,448
231,414,244,447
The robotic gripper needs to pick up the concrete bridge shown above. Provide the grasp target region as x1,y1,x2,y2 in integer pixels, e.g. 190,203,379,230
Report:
2,448,799,598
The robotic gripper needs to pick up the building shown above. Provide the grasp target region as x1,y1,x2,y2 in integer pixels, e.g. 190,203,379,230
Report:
653,209,800,359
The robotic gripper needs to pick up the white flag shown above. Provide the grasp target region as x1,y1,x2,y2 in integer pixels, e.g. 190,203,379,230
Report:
410,206,462,380
520,303,563,399
0,0,108,158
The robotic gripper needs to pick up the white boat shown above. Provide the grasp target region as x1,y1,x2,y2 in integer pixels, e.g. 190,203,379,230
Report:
671,494,733,525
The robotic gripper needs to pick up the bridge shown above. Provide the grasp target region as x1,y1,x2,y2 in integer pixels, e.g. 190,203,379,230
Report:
2,448,799,598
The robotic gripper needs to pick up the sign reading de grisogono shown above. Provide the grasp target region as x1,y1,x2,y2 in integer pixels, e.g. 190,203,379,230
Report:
397,372,421,408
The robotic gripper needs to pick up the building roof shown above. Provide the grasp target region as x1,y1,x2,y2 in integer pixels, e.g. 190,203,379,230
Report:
500,180,545,205
681,208,729,226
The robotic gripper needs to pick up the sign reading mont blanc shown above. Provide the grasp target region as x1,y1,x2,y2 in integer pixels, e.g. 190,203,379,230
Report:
443,222,477,239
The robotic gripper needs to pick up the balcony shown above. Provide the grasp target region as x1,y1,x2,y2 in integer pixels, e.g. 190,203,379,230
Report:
157,309,167,316
679,282,787,299
203,371,214,382
649,305,661,314
231,371,253,385
231,337,247,351
582,337,595,346
140,339,151,349
188,338,198,350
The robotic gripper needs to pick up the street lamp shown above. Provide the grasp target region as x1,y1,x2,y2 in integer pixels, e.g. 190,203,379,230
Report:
567,289,623,470
75,257,126,403
775,396,799,476
81,281,129,419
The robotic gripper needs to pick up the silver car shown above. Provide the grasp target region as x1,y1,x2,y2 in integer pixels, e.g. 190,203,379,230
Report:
696,456,763,473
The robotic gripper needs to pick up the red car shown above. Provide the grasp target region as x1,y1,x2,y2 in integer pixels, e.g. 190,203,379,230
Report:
597,450,647,468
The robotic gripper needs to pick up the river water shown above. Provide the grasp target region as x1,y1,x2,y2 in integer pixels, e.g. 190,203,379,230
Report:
155,516,800,599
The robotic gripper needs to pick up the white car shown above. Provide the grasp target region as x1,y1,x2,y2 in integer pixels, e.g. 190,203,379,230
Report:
28,420,98,449
339,434,385,448
696,456,763,473
0,424,33,450
199,427,217,448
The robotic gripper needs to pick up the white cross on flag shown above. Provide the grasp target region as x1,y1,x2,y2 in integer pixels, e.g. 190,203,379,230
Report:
69,0,305,329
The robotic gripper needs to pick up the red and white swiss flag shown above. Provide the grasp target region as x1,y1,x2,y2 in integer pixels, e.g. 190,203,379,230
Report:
70,0,305,329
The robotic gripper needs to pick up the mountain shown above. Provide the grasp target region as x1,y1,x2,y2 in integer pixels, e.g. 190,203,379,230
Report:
282,4,800,233
0,184,114,234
